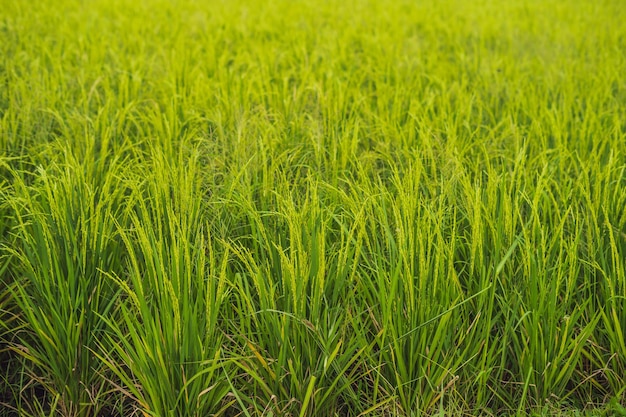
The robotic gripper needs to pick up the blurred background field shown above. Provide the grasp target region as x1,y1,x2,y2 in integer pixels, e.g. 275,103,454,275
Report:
1,0,625,415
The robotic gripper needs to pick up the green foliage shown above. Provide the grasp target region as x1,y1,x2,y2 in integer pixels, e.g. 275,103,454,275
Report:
1,0,625,415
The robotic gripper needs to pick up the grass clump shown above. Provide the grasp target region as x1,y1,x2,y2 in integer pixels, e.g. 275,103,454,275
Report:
1,0,625,416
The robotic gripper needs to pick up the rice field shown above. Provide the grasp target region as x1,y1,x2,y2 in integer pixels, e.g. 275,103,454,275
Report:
1,0,626,415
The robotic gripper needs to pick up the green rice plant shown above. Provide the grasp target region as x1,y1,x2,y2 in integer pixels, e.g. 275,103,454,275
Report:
0,243,19,415
341,156,481,415
485,152,625,411
578,157,626,399
0,158,20,415
223,175,376,416
0,257,19,415
450,150,523,412
2,150,132,417
96,147,233,417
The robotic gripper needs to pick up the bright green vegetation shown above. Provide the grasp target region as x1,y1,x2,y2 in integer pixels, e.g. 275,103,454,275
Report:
1,0,625,416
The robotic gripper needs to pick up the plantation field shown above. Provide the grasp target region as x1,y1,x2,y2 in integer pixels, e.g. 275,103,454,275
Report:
1,0,626,415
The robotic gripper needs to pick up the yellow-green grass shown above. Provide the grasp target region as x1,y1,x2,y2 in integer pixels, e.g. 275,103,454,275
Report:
1,0,625,416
